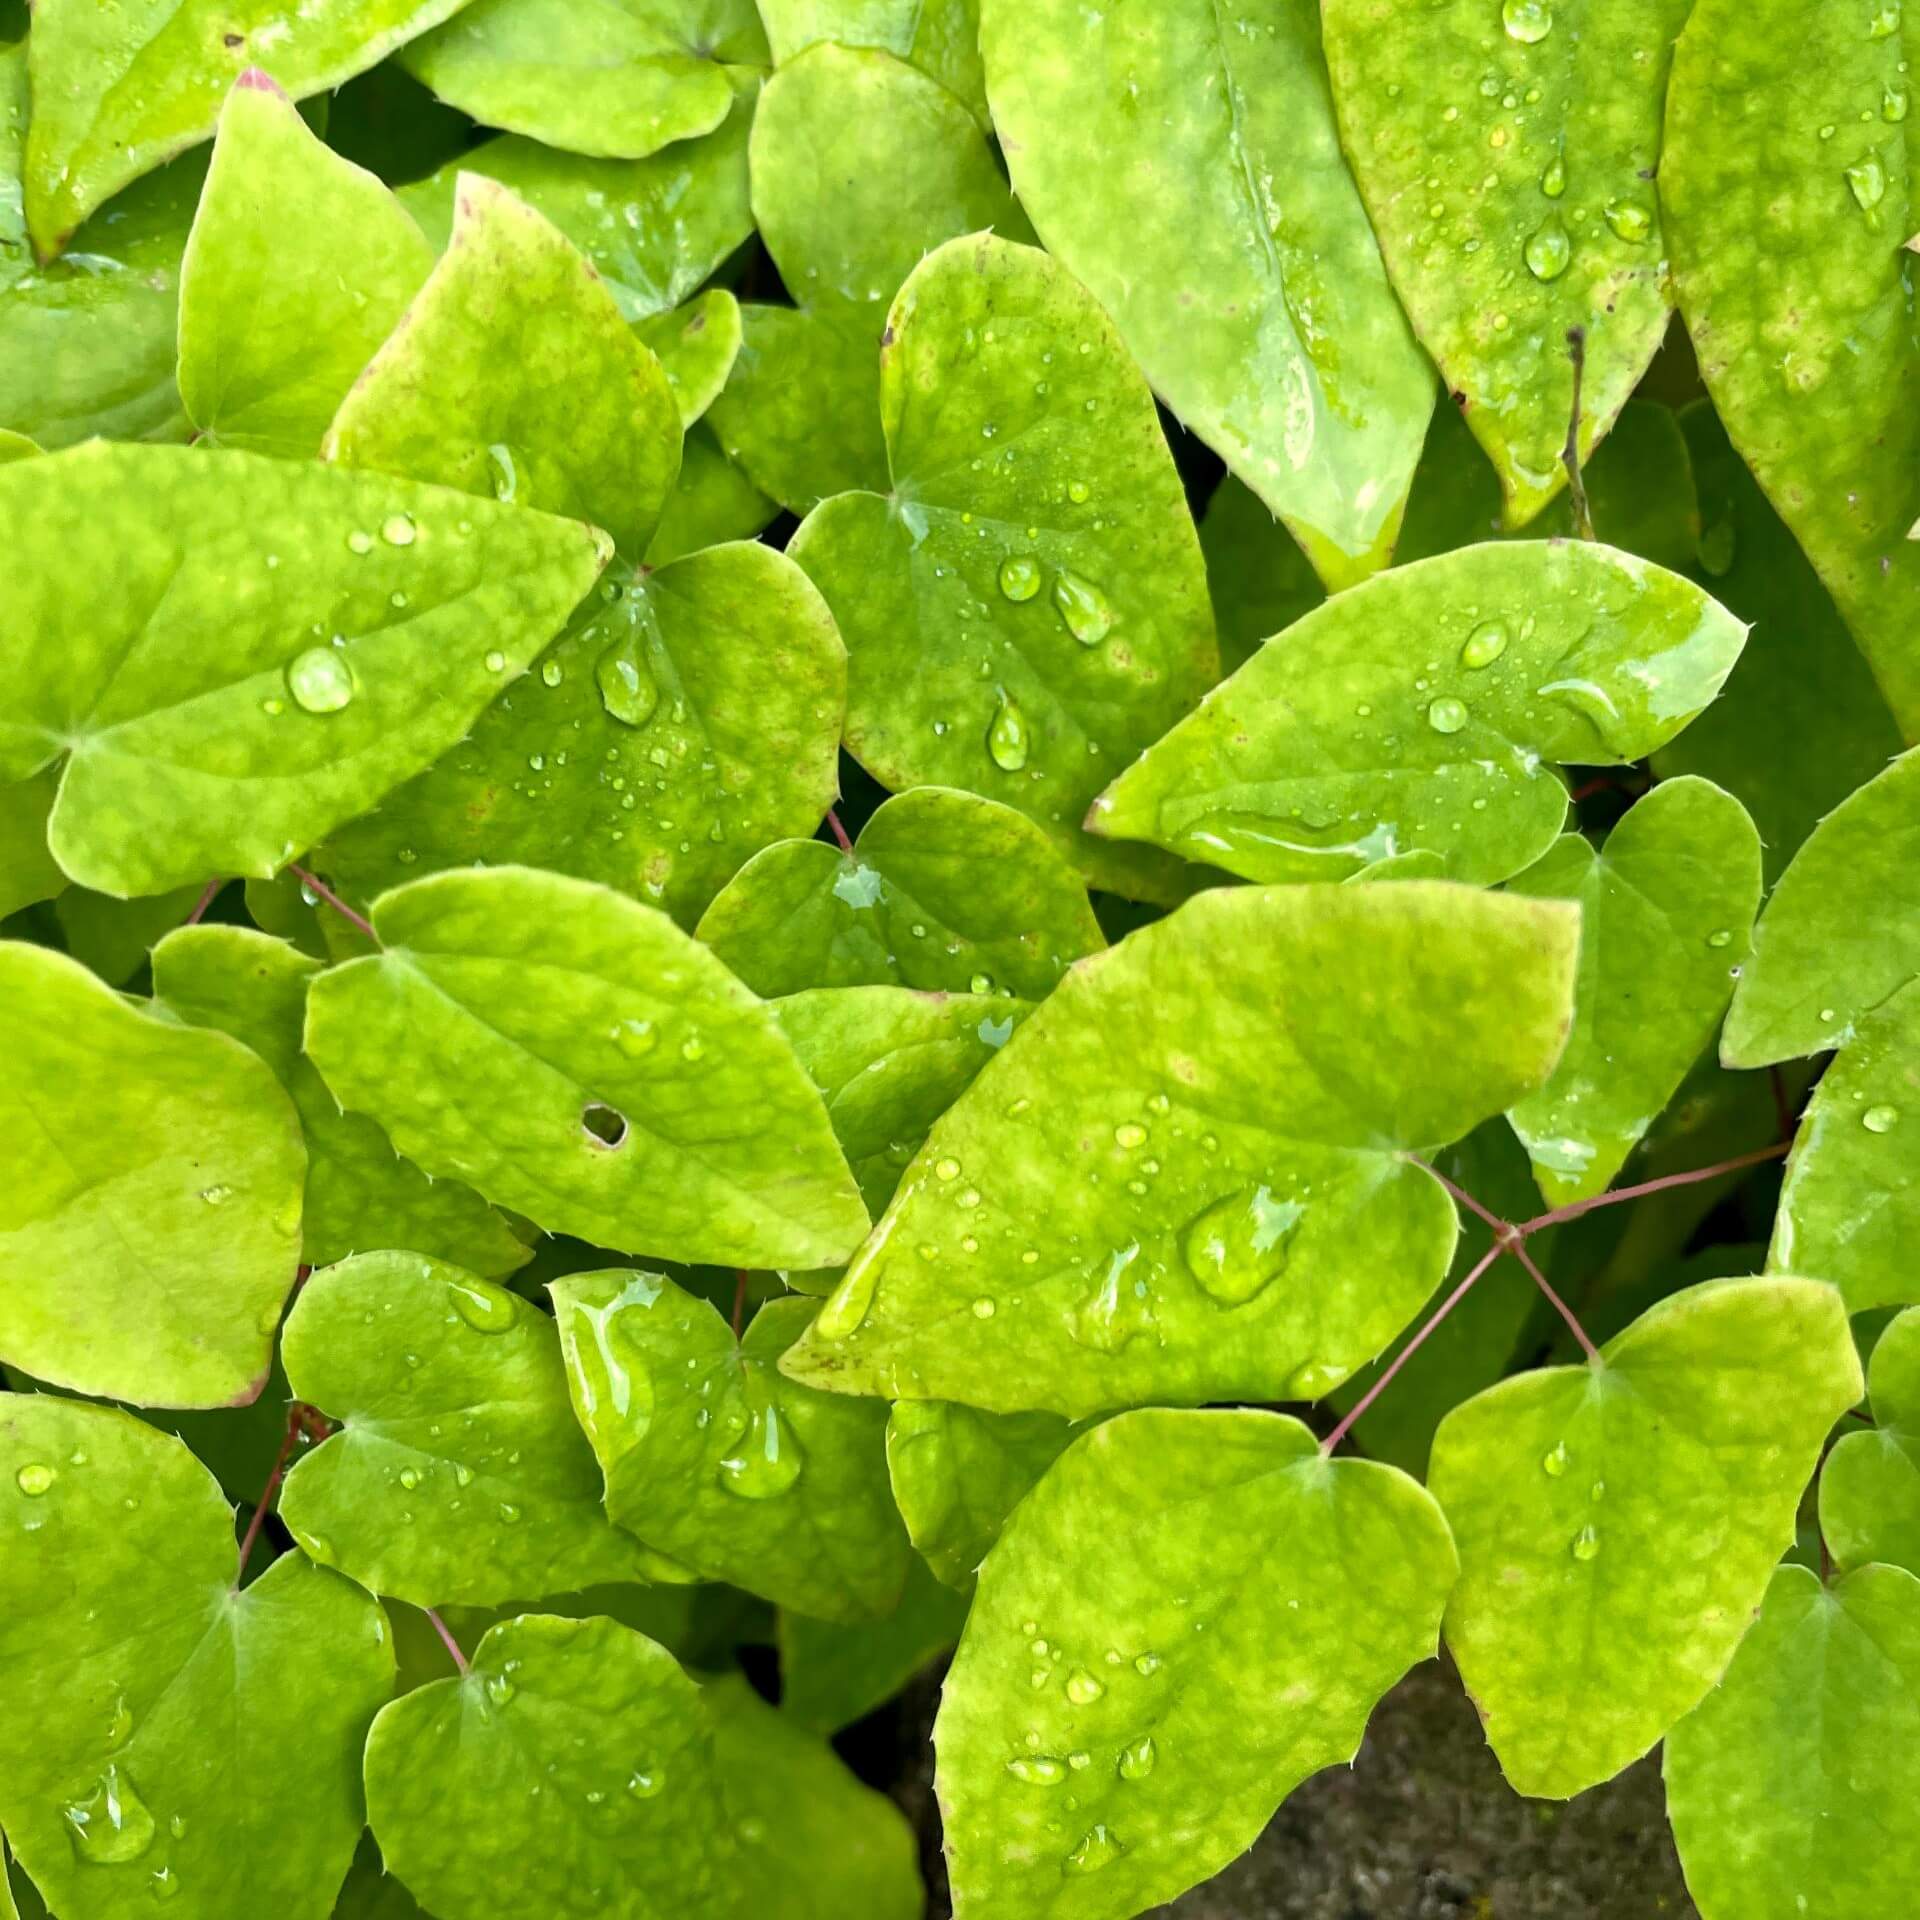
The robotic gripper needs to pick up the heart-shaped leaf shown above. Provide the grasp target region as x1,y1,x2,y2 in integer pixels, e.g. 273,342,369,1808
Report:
1323,0,1683,528
1821,1305,1920,1575
0,1395,392,1919
1769,980,1920,1310
886,1399,1074,1591
1505,777,1762,1203
647,424,776,566
552,1271,909,1620
1429,1275,1862,1798
634,288,742,426
1664,1562,1920,1920
789,231,1219,902
0,771,65,920
178,73,433,456
398,0,765,160
937,1408,1457,1918
0,942,304,1407
280,1252,659,1605
782,882,1577,1418
152,926,526,1277
363,1613,735,1920
698,787,1104,998
1663,0,1920,735
757,0,987,121
1092,541,1745,888
978,0,1432,587
778,1558,970,1734
1723,749,1920,1068
22,0,477,256
707,43,1031,512
0,441,609,898
397,103,753,323
304,866,870,1268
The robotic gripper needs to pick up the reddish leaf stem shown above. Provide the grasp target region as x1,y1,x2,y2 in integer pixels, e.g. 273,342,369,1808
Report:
424,1608,470,1674
1413,1158,1511,1239
825,809,854,856
732,1269,750,1340
1524,1143,1789,1233
184,877,224,926
1507,1232,1600,1363
234,1400,326,1586
286,863,378,945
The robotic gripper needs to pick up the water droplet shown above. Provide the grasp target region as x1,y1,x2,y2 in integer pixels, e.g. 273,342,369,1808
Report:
1067,479,1091,504
107,1696,133,1749
1571,1524,1600,1562
1458,620,1510,672
987,690,1030,772
969,971,994,995
612,1017,657,1058
999,555,1042,602
346,528,374,555
150,1867,182,1902
1428,696,1469,734
167,1815,186,1840
1524,218,1572,280
972,1296,997,1319
484,649,507,673
596,632,659,728
1706,929,1732,949
1869,2,1902,37
1864,1104,1900,1133
1502,0,1553,40
398,1467,421,1492
448,1277,519,1334
1064,1824,1124,1875
718,1401,805,1500
1117,1736,1157,1780
1052,569,1116,646
1133,1651,1162,1676
1542,1442,1569,1476
1069,1242,1155,1352
16,1462,55,1496
1007,1756,1066,1785
1847,154,1888,210
1179,1185,1304,1307
681,1034,705,1062
1603,201,1652,244
1540,154,1567,198
486,1672,516,1707
380,513,416,547
1065,1668,1106,1705
488,443,519,502
498,1502,521,1524
1114,1123,1148,1150
286,646,354,714
1884,84,1909,121
628,1767,664,1798
63,1764,156,1864
541,659,564,687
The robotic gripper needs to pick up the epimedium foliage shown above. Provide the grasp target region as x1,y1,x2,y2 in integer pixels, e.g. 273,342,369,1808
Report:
0,1,1916,1916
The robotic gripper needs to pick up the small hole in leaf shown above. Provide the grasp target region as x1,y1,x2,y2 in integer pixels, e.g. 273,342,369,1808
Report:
582,1103,628,1148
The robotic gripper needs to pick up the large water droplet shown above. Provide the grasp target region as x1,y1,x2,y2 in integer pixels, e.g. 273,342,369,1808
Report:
1869,2,1902,37
1543,1442,1569,1476
1007,1756,1066,1785
1539,154,1567,198
16,1462,55,1496
1502,0,1553,39
986,690,1031,772
1133,1651,1162,1676
1846,154,1888,211
1864,1104,1900,1133
63,1764,156,1865
1179,1185,1304,1307
448,1277,519,1335
1428,696,1469,735
564,1276,661,1441
1053,570,1115,646
1068,1243,1155,1352
1571,1524,1601,1562
1064,1824,1125,1876
1117,1736,1156,1780
998,555,1042,603
814,1262,880,1341
596,632,659,728
1603,201,1652,244
1065,1668,1106,1705
718,1400,805,1500
380,513,416,548
1884,84,1910,122
1524,218,1572,281
488,442,520,503
1460,620,1509,669
286,646,354,714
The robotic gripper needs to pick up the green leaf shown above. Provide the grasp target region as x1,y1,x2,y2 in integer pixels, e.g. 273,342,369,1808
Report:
1092,541,1746,888
0,942,304,1407
708,1671,925,1918
397,100,753,323
1821,1305,1920,1576
937,1408,1457,1917
788,231,1219,903
1769,980,1920,1312
1664,1562,1920,1920
0,47,197,447
1429,1275,1863,1798
278,1251,657,1604
1322,0,1682,528
152,925,526,1275
978,0,1431,587
885,1398,1074,1590
22,0,479,256
399,0,765,159
646,423,775,566
778,1557,969,1734
1651,403,1903,883
177,73,432,456
1505,777,1763,1203
697,787,1105,998
1663,0,1920,735
304,866,870,1267
55,884,207,986
707,43,1031,512
552,1271,910,1620
0,771,63,919
0,442,609,898
757,0,987,122
363,1612,735,1920
318,538,845,930
783,882,1577,1417
1724,749,1920,1069
634,288,742,426
326,172,679,557
0,1395,392,1918
772,985,1033,1240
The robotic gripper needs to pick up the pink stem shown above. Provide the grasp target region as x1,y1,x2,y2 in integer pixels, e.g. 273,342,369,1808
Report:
1525,1144,1788,1233
234,1403,305,1587
286,863,378,945
1412,1156,1513,1239
1507,1232,1600,1364
425,1608,469,1674
731,1270,750,1340
1321,1242,1508,1456
825,809,855,856
184,877,223,926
